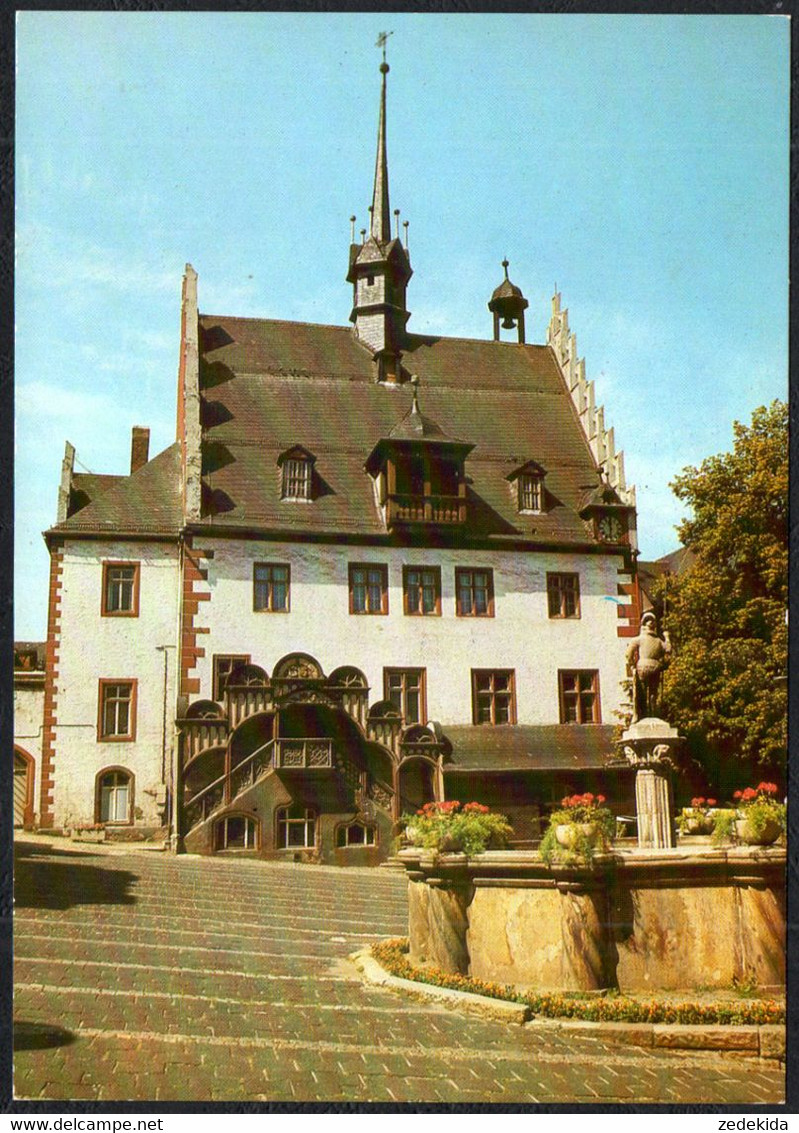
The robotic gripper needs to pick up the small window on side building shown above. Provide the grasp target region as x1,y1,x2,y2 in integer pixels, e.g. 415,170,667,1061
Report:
102,562,140,617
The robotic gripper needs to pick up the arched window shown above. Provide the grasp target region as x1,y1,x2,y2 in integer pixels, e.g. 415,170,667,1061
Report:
96,768,133,824
336,821,376,848
276,805,316,849
214,815,258,851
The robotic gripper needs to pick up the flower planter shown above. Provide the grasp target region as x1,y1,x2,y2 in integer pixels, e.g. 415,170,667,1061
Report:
555,823,598,850
682,816,714,835
71,829,106,844
735,817,781,846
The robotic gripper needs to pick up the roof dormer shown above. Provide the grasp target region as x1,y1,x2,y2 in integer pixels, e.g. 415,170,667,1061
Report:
365,380,473,530
507,460,547,514
278,446,316,502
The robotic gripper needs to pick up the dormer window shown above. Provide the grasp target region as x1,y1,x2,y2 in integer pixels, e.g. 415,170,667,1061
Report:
518,473,543,513
278,446,316,502
507,460,547,514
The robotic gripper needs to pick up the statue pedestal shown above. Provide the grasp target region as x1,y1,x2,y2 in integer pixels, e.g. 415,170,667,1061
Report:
634,767,674,848
618,718,683,850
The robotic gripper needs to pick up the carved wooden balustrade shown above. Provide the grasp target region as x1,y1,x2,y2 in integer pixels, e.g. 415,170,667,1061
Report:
387,493,465,526
273,737,334,771
183,719,229,762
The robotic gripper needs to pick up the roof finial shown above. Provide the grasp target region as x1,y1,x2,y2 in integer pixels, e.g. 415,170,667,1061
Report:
370,33,393,243
403,219,409,251
410,373,420,414
502,258,510,280
350,215,356,242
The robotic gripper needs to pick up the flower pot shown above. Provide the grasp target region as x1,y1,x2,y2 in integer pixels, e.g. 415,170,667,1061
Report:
734,817,781,846
555,823,598,850
683,816,714,835
437,833,464,853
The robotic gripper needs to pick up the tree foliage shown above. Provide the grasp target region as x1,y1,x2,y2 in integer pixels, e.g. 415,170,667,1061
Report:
654,401,787,784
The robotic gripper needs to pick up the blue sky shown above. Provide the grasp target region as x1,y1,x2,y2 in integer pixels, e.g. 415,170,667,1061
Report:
15,11,788,638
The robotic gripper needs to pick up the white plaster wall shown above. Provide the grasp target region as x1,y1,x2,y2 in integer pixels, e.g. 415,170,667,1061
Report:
52,540,180,827
14,684,44,764
196,539,630,726
14,684,44,823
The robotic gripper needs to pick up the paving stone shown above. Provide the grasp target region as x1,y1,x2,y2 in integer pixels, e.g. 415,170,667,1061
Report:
12,842,785,1104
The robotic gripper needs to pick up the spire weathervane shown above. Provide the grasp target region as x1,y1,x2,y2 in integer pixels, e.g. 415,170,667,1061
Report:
376,30,393,66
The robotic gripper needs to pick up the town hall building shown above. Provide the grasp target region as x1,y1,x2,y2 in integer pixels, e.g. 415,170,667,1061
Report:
27,59,643,863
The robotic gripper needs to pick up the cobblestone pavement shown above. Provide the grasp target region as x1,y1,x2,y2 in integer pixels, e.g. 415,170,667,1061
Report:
14,838,784,1105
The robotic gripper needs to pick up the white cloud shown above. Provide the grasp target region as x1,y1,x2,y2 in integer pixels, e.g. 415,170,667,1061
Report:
16,222,178,297
15,380,115,422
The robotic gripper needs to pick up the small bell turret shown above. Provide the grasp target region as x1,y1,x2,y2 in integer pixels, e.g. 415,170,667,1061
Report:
488,259,529,344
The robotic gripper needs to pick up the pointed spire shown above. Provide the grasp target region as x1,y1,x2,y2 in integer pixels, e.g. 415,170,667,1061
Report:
370,54,392,243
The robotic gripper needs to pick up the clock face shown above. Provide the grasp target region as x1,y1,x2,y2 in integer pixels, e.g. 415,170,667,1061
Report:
597,513,624,542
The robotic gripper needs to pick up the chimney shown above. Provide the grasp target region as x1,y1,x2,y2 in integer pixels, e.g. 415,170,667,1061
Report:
130,426,150,473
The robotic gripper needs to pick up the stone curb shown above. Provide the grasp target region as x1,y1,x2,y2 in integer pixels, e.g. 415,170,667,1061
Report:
350,948,531,1024
352,947,785,1061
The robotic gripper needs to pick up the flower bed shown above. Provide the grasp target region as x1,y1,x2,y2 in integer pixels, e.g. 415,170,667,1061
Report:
713,782,785,845
403,801,512,855
372,939,785,1027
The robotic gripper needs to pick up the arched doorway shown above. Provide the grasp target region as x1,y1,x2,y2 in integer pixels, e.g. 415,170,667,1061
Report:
14,748,35,828
397,757,437,815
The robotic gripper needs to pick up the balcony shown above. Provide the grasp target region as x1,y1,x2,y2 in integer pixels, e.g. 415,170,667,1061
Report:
387,492,466,528
274,737,334,771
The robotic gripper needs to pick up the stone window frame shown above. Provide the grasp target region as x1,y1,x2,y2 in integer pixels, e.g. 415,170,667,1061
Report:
349,563,389,615
214,813,259,851
335,820,377,848
471,669,516,726
547,572,581,619
97,679,138,742
253,563,291,613
384,667,427,726
101,561,140,618
276,804,317,849
95,765,135,825
455,567,495,618
402,565,442,617
558,669,601,724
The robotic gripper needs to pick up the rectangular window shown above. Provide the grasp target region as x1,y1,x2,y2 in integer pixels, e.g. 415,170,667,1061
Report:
213,654,251,701
471,670,516,725
518,474,542,513
456,568,494,617
277,805,316,849
403,566,441,616
282,458,311,500
101,562,140,617
254,563,290,612
559,670,601,724
547,572,581,619
98,680,137,741
349,564,388,615
384,668,427,725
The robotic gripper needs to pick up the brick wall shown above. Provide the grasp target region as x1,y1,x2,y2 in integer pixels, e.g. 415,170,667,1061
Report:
39,542,64,827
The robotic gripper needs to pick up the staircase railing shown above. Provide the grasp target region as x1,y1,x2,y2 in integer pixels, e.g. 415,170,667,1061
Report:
183,738,275,833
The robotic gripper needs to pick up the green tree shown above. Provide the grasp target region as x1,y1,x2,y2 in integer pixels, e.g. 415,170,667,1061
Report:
655,401,787,787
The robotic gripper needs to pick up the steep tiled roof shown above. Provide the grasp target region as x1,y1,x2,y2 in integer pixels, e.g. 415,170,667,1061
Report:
52,443,182,536
197,315,601,543
443,724,618,772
